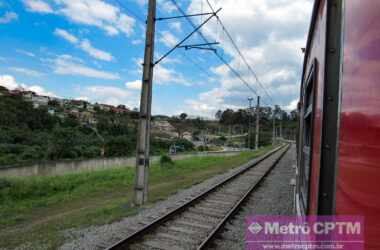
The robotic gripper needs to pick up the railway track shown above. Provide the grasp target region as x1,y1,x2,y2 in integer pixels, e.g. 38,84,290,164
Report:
106,144,290,250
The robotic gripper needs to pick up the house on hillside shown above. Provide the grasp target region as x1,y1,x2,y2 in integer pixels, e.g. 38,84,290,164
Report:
183,131,193,141
86,104,95,112
31,95,50,108
111,107,129,114
71,100,88,109
151,120,178,138
48,108,56,115
21,91,35,100
97,104,113,112
0,86,9,96
80,111,97,125
68,108,80,118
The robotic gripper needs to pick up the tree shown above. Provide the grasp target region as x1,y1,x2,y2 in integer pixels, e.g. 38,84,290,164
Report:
179,113,188,120
215,110,223,121
220,109,235,125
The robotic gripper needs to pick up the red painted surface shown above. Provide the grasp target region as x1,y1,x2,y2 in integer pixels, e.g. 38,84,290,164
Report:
336,1,380,249
302,0,326,215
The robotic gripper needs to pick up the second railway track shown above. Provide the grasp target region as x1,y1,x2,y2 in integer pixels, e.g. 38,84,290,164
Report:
107,144,290,250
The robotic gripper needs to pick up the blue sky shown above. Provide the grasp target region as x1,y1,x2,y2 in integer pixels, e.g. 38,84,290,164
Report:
0,0,313,117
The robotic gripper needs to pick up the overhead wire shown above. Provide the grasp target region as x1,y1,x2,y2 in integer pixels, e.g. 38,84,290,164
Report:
169,0,265,103
114,0,273,106
112,0,217,80
204,0,275,105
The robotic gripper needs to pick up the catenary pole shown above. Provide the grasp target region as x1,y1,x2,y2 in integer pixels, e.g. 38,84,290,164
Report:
272,108,276,145
248,98,253,149
134,0,156,206
255,96,260,150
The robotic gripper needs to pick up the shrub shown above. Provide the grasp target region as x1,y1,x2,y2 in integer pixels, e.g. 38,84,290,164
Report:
174,139,195,151
20,146,43,160
0,178,11,189
197,145,209,152
160,154,174,167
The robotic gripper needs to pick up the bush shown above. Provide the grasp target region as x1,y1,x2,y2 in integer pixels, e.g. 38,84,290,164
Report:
0,178,11,189
160,154,174,167
19,146,44,161
197,145,209,152
174,139,194,151
82,146,101,158
0,154,17,166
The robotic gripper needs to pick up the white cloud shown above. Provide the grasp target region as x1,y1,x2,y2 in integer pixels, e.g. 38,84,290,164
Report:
125,80,142,90
159,31,178,47
115,13,135,36
27,85,57,97
9,67,44,77
79,39,114,62
0,74,56,97
284,99,299,111
16,49,35,57
0,11,18,24
154,64,188,85
183,0,313,116
135,0,146,7
53,55,119,80
158,0,176,13
134,58,189,86
54,28,78,44
0,75,19,90
169,21,182,33
80,85,138,107
36,0,136,37
76,96,89,101
23,0,54,14
54,28,114,61
131,39,143,45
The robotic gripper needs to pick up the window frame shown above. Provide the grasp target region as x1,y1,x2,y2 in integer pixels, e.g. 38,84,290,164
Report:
300,60,317,213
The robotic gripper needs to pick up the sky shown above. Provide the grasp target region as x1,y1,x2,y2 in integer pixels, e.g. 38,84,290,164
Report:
0,0,313,117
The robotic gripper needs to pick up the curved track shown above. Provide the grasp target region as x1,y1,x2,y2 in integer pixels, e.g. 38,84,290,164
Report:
106,144,290,250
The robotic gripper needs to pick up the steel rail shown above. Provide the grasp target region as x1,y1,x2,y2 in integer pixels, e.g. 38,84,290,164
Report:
106,144,289,250
197,145,290,249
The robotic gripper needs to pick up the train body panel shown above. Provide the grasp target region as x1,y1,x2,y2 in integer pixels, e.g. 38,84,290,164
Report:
297,0,380,248
337,1,380,248
304,0,326,216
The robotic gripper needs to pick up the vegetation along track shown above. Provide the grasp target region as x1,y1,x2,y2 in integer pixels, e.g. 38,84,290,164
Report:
106,144,290,250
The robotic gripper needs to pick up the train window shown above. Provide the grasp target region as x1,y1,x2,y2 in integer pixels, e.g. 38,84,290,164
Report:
300,61,316,212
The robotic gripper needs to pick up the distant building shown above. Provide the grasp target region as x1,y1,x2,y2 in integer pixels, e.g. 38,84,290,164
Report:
48,108,56,115
111,106,129,114
182,131,193,141
79,111,97,125
0,86,9,96
86,104,95,112
22,91,35,100
70,100,88,109
31,95,50,108
151,120,178,138
98,104,113,112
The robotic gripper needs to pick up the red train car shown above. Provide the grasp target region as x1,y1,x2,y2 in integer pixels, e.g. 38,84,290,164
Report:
296,0,380,249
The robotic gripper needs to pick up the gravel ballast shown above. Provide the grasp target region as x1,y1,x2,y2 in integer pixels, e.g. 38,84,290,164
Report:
59,149,281,250
209,145,296,250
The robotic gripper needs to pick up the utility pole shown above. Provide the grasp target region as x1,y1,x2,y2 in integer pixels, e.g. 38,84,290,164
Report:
248,98,253,149
272,108,276,145
280,113,283,139
134,0,156,206
255,96,260,150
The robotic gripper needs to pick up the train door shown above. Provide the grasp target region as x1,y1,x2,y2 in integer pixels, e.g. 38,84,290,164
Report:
299,61,317,215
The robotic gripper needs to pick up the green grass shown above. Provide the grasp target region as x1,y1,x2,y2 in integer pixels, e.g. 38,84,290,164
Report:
0,145,274,249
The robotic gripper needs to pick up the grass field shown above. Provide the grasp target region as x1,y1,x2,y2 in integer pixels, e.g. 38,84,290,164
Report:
0,145,274,249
